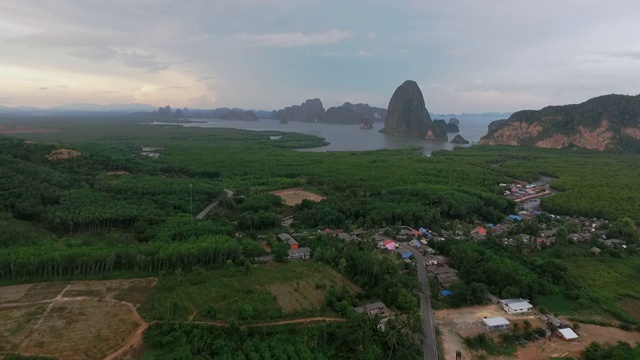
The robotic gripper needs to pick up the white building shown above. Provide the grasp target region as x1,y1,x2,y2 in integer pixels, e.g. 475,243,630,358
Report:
558,328,579,340
499,298,533,314
482,317,510,331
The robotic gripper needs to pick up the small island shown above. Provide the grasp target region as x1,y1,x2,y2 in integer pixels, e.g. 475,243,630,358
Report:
450,134,469,144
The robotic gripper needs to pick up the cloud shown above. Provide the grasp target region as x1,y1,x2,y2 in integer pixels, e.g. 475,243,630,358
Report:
233,28,352,47
5,30,125,48
120,50,171,73
66,46,173,73
39,87,48,90
67,46,119,61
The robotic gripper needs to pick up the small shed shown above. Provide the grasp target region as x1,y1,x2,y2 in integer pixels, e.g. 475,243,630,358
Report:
401,252,412,259
440,290,453,297
483,317,510,331
558,328,579,341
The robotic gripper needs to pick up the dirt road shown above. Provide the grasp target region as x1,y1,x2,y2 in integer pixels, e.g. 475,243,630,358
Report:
196,189,233,219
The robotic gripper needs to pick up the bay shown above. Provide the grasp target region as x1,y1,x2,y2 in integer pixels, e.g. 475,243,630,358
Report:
166,116,498,155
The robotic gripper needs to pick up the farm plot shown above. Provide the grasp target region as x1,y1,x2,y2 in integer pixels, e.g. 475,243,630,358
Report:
0,278,154,360
142,261,361,323
270,188,325,206
0,304,47,352
20,299,139,360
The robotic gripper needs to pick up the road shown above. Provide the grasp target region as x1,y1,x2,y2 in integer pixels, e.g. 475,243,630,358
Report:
398,243,438,360
196,189,233,220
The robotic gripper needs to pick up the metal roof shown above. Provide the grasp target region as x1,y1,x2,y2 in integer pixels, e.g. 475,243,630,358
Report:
559,328,578,340
482,317,509,327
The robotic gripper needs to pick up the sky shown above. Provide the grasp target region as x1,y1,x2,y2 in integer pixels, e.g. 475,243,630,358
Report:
1,0,640,113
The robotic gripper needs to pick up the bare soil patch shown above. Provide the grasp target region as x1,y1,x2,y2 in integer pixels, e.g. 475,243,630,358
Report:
0,284,32,304
270,188,325,206
0,304,47,352
20,282,69,303
0,278,156,359
21,300,139,360
517,323,640,360
435,304,545,360
47,148,82,160
107,171,130,175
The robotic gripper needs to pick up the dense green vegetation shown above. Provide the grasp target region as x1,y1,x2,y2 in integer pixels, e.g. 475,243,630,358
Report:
581,341,640,360
143,320,421,360
3,116,640,358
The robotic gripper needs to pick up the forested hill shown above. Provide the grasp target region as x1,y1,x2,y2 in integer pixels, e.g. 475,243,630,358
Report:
480,94,640,152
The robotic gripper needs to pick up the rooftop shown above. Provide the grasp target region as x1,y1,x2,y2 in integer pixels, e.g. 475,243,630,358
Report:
483,317,510,327
558,328,579,340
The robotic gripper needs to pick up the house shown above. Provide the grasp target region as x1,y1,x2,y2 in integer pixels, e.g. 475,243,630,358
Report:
558,328,579,341
500,298,533,314
423,246,436,254
401,252,412,259
410,239,422,248
383,240,396,251
590,247,601,255
472,227,487,236
277,233,299,249
354,301,391,316
337,233,354,242
483,317,510,331
288,247,311,261
602,238,625,247
411,229,421,237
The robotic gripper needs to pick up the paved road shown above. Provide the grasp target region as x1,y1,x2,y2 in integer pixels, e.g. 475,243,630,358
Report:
398,243,438,360
196,189,233,220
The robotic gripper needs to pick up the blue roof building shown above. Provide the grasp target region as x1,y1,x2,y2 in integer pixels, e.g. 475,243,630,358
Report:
410,239,422,248
508,214,523,221
401,252,412,259
440,290,453,297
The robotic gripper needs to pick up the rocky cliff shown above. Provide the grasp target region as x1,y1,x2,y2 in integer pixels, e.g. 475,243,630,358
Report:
272,98,325,122
321,107,365,124
479,94,640,152
341,102,387,122
450,134,469,144
219,110,258,121
380,80,448,141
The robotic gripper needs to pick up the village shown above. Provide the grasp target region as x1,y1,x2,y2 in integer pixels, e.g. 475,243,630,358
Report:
253,181,633,359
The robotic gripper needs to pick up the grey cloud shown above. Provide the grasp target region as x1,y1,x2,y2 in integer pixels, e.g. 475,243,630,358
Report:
234,29,352,47
120,50,171,73
5,30,126,48
65,46,172,73
67,46,119,61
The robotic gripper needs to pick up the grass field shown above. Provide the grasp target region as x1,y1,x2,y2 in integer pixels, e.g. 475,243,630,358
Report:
536,294,575,314
567,258,640,323
140,261,361,323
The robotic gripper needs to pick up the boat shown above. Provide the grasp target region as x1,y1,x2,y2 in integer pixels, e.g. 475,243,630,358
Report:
359,120,373,129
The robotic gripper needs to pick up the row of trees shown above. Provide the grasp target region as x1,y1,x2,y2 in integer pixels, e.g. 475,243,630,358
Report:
0,235,243,281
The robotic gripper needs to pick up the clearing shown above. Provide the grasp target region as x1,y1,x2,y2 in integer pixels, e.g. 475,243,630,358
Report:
142,261,361,323
0,125,59,134
435,304,545,360
517,323,640,359
0,278,156,360
436,303,640,360
270,188,325,206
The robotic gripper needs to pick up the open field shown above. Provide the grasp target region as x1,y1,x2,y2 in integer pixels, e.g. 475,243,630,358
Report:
141,261,361,323
0,278,155,360
517,323,640,359
270,188,325,206
436,304,640,360
435,304,546,360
